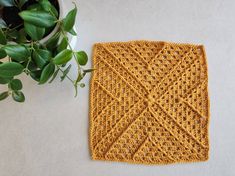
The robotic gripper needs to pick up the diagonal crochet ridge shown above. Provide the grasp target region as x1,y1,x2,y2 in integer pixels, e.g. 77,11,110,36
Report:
89,41,210,165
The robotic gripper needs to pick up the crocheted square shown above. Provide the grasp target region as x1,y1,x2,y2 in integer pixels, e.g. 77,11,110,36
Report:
89,41,210,165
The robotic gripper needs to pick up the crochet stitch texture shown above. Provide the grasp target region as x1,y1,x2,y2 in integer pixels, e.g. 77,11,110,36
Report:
89,41,210,164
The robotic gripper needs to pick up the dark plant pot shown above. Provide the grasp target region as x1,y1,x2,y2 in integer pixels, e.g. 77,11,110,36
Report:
0,0,63,43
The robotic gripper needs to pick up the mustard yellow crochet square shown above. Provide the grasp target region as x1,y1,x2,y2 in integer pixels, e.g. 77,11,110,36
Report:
89,41,210,165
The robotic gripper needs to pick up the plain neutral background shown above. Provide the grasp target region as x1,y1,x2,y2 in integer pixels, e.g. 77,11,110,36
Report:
1,0,235,175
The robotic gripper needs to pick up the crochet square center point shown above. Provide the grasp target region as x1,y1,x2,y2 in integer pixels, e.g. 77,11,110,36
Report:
90,41,210,164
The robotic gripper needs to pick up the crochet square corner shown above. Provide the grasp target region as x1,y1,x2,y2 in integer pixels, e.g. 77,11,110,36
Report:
89,41,210,165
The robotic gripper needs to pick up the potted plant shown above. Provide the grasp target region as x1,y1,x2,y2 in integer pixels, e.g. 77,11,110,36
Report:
0,0,92,102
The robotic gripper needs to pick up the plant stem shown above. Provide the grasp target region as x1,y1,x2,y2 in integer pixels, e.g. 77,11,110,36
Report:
61,29,81,72
8,23,23,31
57,66,78,96
24,57,31,75
60,29,82,97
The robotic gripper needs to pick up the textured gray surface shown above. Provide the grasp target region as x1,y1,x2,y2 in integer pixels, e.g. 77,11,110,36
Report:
0,0,235,175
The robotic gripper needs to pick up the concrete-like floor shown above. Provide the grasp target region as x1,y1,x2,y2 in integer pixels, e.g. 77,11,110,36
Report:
0,0,234,175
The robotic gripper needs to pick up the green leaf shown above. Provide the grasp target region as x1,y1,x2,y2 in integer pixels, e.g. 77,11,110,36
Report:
27,3,42,10
80,83,85,88
0,49,7,59
39,0,51,11
62,5,77,32
33,49,51,69
60,64,71,81
83,68,95,73
39,63,55,84
75,72,84,83
61,63,66,67
76,51,88,66
50,4,58,18
24,22,45,40
45,32,60,50
0,91,9,101
0,0,14,6
0,77,12,84
52,49,73,65
0,62,24,77
16,29,28,43
19,10,57,28
6,29,18,39
3,45,30,62
49,68,59,83
12,91,25,102
30,70,42,82
18,0,28,8
57,36,68,52
0,19,7,28
0,29,7,45
68,28,77,36
24,60,37,72
8,79,23,90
